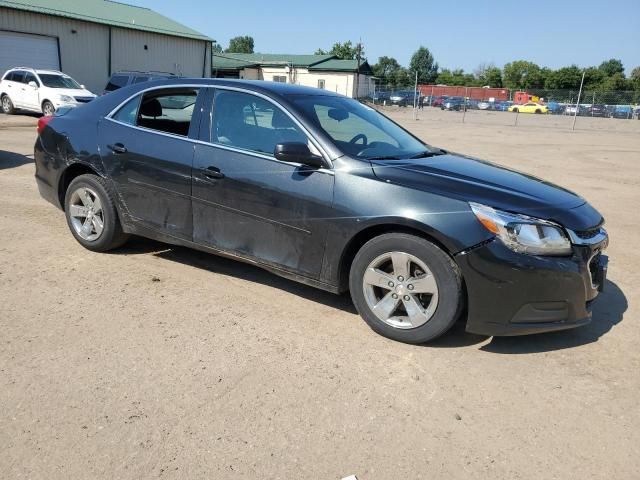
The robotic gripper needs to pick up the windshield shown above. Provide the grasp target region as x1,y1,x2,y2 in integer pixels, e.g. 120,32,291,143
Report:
291,95,439,159
38,74,81,89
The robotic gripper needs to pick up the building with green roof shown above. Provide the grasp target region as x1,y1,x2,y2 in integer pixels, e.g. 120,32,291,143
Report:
0,0,213,92
212,53,374,98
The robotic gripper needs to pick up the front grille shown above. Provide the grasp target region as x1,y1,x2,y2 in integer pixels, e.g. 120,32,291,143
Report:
74,96,94,103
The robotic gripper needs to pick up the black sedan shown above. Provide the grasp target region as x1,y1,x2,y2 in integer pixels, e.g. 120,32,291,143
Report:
34,79,609,344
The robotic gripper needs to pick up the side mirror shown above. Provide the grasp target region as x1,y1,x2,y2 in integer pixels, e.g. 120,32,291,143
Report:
80,84,85,89
28,81,38,89
274,142,324,168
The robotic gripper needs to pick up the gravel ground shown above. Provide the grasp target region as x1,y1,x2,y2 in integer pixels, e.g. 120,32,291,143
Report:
1,109,638,479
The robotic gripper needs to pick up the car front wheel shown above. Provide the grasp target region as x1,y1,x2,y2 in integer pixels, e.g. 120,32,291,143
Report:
64,174,129,252
42,100,55,116
1,95,15,114
349,233,463,344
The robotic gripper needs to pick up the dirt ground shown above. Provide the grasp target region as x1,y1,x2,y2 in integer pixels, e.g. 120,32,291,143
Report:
1,109,639,480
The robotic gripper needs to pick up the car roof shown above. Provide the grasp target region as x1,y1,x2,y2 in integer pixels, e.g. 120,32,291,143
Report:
135,78,344,98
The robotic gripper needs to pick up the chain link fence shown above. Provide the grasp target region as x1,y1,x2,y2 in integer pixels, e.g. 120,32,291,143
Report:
357,82,640,131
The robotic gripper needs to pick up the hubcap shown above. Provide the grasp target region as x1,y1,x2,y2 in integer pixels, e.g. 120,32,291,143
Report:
69,187,104,241
362,251,439,329
44,103,54,116
2,97,9,111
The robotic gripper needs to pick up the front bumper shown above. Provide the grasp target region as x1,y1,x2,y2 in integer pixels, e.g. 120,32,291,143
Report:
456,237,608,336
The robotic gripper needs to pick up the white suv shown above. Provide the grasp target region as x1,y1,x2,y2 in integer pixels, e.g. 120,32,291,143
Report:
0,68,96,116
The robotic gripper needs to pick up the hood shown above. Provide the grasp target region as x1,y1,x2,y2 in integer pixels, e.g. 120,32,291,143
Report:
370,153,603,230
51,87,96,98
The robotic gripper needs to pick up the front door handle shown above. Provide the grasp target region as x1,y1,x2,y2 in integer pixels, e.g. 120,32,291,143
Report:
107,143,127,154
202,166,224,179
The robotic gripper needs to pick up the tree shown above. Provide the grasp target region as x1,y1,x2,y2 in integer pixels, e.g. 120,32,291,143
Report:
211,42,223,54
475,63,502,87
316,41,364,60
409,46,438,84
226,36,254,54
598,59,624,77
373,56,401,79
502,60,545,89
544,65,582,90
631,66,640,91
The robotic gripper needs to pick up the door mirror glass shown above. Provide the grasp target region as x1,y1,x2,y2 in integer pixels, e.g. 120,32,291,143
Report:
28,81,38,88
274,142,324,168
80,84,85,89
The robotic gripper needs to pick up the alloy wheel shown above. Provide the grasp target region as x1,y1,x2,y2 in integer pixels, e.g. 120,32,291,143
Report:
43,102,55,116
362,251,439,329
68,187,104,241
2,97,10,112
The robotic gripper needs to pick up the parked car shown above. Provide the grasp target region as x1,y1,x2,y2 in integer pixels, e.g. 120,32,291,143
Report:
102,71,176,95
610,105,633,119
372,91,390,103
388,90,419,107
34,79,608,344
564,104,588,116
431,96,447,108
477,101,492,110
492,101,512,111
0,67,95,116
546,101,565,115
441,97,467,111
582,104,608,117
508,102,548,114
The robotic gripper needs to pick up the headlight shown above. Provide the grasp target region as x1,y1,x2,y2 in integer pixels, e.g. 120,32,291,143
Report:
58,95,75,103
470,202,572,256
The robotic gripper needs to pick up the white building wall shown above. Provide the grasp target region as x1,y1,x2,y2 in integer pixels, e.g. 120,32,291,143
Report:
0,8,109,93
0,8,211,94
111,27,210,79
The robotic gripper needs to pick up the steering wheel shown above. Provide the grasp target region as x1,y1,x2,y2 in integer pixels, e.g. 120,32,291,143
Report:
349,133,368,146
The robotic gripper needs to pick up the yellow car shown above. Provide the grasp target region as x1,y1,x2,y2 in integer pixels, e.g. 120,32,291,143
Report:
508,102,548,114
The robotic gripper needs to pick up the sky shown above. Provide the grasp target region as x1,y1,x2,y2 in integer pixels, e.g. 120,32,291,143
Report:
127,0,640,74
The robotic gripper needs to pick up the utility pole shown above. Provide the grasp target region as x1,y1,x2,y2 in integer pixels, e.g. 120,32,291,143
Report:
355,39,362,99
413,71,418,120
572,70,585,131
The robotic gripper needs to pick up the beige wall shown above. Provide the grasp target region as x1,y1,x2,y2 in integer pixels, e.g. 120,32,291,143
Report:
1,8,210,94
237,64,373,98
111,27,210,79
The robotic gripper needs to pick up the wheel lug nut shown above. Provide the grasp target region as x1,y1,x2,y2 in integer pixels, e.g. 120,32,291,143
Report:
403,295,410,301
392,293,398,299
397,276,404,282
388,281,394,287
407,284,414,290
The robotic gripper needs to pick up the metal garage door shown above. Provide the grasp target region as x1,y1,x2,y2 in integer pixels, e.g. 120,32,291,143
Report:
0,31,59,76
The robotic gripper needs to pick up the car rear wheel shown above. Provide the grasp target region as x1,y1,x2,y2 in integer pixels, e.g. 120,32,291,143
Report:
64,174,129,252
1,95,15,114
512,108,519,113
535,109,541,114
349,233,463,344
42,100,55,116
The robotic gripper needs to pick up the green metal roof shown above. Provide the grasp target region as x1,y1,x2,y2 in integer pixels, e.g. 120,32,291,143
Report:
211,55,259,70
309,59,373,75
0,0,212,41
212,53,335,68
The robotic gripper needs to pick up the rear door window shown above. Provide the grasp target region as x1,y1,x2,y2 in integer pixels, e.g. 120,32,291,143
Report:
105,75,130,91
133,76,150,84
136,88,199,137
12,71,26,83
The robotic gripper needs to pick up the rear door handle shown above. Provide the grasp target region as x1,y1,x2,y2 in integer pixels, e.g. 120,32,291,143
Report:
107,143,127,154
202,166,224,179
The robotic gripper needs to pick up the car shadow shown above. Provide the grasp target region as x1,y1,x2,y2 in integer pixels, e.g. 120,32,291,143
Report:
480,279,627,354
111,238,627,350
113,237,357,314
0,150,33,170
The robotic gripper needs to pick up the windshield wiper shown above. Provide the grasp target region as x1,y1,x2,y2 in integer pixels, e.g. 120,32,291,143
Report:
366,155,403,160
409,149,445,159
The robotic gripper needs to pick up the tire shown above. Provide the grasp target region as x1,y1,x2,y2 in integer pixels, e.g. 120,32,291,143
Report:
1,94,15,114
42,100,55,116
349,233,463,344
512,108,519,113
64,174,129,252
535,109,541,114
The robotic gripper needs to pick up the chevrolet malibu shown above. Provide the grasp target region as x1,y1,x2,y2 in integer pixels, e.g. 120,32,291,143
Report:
34,79,609,344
